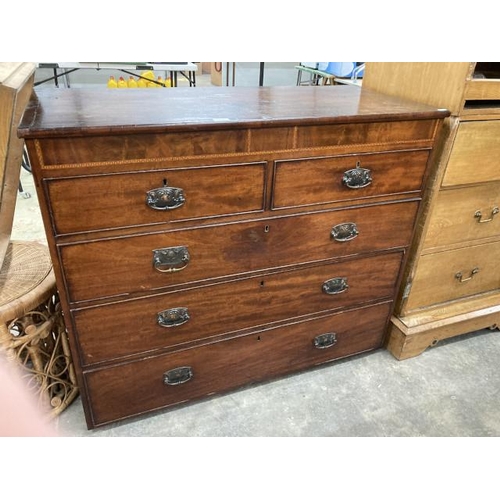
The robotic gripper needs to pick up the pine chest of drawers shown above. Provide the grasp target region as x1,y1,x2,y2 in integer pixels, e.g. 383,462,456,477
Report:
18,85,448,428
364,62,500,359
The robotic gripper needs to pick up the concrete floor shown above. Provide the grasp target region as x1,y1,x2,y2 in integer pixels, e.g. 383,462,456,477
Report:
9,67,500,437
58,328,500,437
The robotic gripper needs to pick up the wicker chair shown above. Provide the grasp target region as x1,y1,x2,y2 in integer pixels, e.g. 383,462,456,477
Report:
0,63,78,419
0,241,78,417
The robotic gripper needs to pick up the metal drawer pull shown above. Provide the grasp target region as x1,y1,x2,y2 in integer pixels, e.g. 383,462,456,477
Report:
455,267,479,283
342,161,372,189
146,184,185,211
331,222,359,242
322,277,349,295
158,307,190,328
474,207,499,223
163,366,193,386
153,246,190,273
313,333,337,349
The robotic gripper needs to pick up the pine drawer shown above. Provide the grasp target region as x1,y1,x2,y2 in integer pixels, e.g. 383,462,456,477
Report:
423,183,500,250
404,240,500,311
442,120,500,187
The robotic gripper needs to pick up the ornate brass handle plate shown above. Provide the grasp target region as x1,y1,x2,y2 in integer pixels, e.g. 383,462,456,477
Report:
152,246,190,273
322,277,349,295
146,184,185,211
331,222,359,242
163,366,193,385
342,161,372,189
157,307,190,328
313,333,337,349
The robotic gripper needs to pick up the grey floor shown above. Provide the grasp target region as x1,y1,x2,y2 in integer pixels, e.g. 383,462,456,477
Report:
10,67,500,437
58,328,500,437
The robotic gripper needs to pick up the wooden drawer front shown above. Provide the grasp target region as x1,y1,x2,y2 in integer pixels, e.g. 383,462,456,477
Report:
465,78,500,102
37,129,250,166
442,121,500,187
84,301,391,426
61,201,418,302
273,150,429,209
423,183,500,250
46,162,266,235
294,120,438,148
73,252,402,365
405,241,500,311
36,119,439,168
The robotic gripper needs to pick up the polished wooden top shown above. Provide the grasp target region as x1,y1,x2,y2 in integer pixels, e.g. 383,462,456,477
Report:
18,85,450,138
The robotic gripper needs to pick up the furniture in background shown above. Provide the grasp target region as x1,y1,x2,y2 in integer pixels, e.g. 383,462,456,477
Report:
0,63,34,263
363,62,500,359
0,62,78,418
0,241,78,417
296,63,364,86
19,85,447,428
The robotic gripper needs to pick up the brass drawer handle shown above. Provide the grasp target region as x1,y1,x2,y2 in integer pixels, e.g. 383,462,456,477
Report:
158,307,190,328
322,277,349,295
474,207,499,223
331,222,359,242
342,161,372,189
153,246,190,273
455,267,479,283
146,184,185,211
163,366,193,386
313,333,337,349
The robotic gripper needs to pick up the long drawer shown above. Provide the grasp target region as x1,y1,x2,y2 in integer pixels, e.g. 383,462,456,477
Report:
442,120,500,187
404,240,500,311
423,183,500,250
73,251,403,365
273,149,430,209
60,201,418,302
84,301,392,426
45,162,266,235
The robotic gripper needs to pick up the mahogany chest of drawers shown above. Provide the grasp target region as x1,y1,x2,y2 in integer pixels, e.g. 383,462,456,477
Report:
18,85,448,428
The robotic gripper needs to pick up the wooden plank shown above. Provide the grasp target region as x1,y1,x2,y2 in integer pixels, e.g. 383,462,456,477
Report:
387,308,500,360
0,62,36,267
397,290,500,329
364,62,472,116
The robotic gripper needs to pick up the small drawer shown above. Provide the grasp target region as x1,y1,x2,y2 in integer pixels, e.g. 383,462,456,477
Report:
60,201,418,302
272,150,429,209
45,162,266,234
84,301,392,426
442,121,500,187
404,240,500,311
464,63,500,110
423,183,500,250
73,251,403,365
